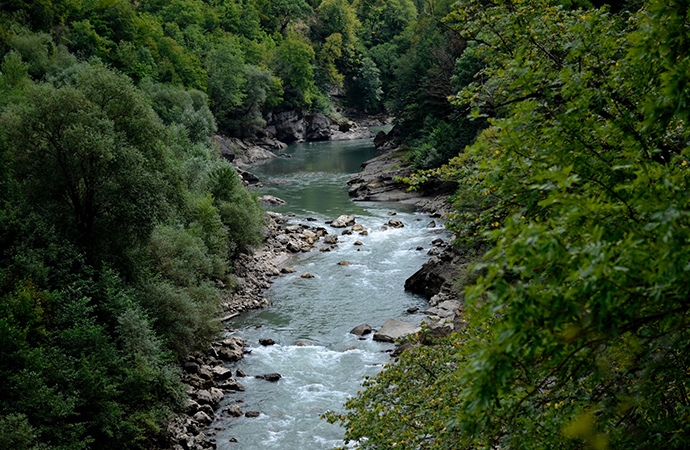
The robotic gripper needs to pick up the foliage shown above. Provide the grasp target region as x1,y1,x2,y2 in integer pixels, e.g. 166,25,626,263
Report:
330,1,690,449
350,56,383,111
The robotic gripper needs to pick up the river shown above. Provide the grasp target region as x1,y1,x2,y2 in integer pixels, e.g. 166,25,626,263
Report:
211,138,450,449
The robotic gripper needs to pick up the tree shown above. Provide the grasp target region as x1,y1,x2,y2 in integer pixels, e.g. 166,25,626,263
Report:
274,31,317,108
1,61,171,268
329,1,690,448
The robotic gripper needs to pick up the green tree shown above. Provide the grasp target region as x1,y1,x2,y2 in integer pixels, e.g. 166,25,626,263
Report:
274,31,317,108
1,61,171,268
330,1,690,449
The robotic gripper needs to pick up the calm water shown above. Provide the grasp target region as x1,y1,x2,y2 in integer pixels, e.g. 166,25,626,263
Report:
211,139,448,449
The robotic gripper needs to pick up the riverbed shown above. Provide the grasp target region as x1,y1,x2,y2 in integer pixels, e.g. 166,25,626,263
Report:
211,138,450,449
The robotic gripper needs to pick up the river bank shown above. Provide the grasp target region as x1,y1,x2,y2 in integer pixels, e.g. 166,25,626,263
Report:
161,117,465,450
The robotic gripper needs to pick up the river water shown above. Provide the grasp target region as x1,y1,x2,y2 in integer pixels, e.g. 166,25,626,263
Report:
211,138,449,449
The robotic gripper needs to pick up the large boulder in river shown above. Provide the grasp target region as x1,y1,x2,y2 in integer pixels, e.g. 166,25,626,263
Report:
259,195,287,206
350,324,372,336
215,336,245,362
404,250,460,300
373,319,420,343
273,110,306,143
305,114,333,141
331,215,356,228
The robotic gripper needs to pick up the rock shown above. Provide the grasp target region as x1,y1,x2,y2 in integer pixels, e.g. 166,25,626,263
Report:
338,261,351,265
374,130,388,148
431,238,445,246
341,229,353,235
300,273,314,279
373,319,421,343
404,253,460,299
209,387,224,405
416,246,424,251
245,411,261,418
381,225,388,230
286,241,301,253
420,321,454,345
323,234,338,244
272,110,306,143
352,224,365,231
331,215,356,228
427,220,437,228
224,404,243,417
350,324,373,336
295,340,313,346
259,338,276,346
305,114,333,141
235,369,247,378
183,361,200,374
359,230,369,236
255,373,282,382
258,195,287,206
353,241,363,246
319,247,331,252
407,306,420,313
281,267,296,274
194,411,213,425
194,390,214,406
388,218,404,228
218,378,246,392
422,300,462,319
387,212,397,216
427,247,440,256
217,338,244,362
185,399,200,415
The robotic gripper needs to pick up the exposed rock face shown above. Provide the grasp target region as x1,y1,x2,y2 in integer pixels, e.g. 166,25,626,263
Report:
212,134,278,170
272,110,307,143
373,319,420,343
306,113,333,141
404,247,463,300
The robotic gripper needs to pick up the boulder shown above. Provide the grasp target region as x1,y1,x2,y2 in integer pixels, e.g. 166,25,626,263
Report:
323,234,338,244
331,215,356,228
427,220,437,228
259,338,276,346
258,195,287,206
281,267,296,274
245,411,261,418
216,337,244,362
373,319,420,343
193,411,213,425
218,377,246,392
404,254,459,299
305,114,333,141
352,224,365,231
353,241,363,246
350,324,372,336
342,229,353,235
300,273,314,279
338,261,351,265
388,218,404,228
236,369,247,378
255,373,282,382
427,247,440,256
224,404,243,417
273,110,306,143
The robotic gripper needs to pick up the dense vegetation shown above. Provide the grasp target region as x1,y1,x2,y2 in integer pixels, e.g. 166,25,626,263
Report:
327,0,690,449
0,0,448,448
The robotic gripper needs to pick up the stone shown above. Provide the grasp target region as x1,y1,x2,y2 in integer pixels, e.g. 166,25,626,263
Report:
354,241,363,246
183,361,200,374
373,319,421,343
194,390,213,406
407,306,420,313
235,369,247,378
258,195,287,206
216,337,244,362
224,404,243,417
218,378,246,392
388,218,404,228
323,234,338,244
387,211,397,216
431,238,445,246
331,215,356,228
286,241,301,253
245,411,261,418
352,224,365,231
319,247,331,252
194,411,213,425
427,247,440,256
209,387,224,405
255,373,282,382
359,231,369,236
341,229,353,235
416,246,424,251
426,220,437,228
305,113,333,141
281,267,296,274
350,324,373,336
338,261,351,265
300,273,314,278
259,338,276,346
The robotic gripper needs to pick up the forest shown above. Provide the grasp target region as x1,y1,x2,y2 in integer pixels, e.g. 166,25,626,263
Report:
2,0,689,449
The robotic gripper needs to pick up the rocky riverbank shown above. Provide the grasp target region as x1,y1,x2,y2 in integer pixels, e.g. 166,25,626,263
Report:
163,116,465,449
